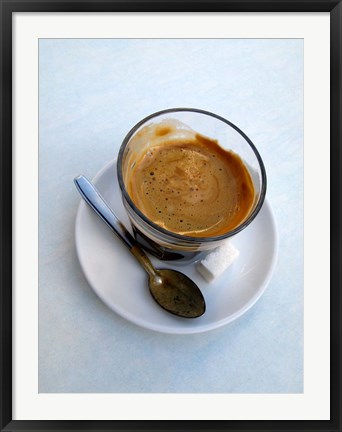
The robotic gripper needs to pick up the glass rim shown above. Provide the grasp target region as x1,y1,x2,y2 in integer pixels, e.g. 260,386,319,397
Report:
117,107,267,243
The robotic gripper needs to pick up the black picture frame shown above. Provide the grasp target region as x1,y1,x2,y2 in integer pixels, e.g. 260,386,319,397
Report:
1,1,341,431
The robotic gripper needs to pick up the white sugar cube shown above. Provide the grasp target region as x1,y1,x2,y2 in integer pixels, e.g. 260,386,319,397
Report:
197,240,239,282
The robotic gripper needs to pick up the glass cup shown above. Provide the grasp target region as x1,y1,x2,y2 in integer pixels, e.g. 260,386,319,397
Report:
117,108,267,263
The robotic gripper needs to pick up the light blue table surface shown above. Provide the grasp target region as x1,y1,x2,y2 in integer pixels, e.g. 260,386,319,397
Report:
39,38,303,393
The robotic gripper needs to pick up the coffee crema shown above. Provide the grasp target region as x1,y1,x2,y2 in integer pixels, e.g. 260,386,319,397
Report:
126,122,255,237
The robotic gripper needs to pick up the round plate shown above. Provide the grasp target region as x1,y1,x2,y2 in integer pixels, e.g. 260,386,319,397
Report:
75,159,278,334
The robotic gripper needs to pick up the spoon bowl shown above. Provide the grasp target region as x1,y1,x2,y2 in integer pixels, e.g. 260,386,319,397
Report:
149,269,205,318
74,175,206,318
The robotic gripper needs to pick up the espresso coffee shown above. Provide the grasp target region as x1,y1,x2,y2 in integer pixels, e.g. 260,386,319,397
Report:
126,121,255,238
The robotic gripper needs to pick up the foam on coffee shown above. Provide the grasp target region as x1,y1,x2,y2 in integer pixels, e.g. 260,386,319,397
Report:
126,120,255,237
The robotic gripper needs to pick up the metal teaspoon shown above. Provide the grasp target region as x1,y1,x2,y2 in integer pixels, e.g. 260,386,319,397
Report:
74,175,206,318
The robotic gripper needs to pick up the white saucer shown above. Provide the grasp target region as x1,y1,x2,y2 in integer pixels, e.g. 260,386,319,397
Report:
75,159,278,334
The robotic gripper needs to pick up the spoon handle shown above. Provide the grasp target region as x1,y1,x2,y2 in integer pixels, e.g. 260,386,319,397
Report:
74,175,136,249
74,175,158,277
